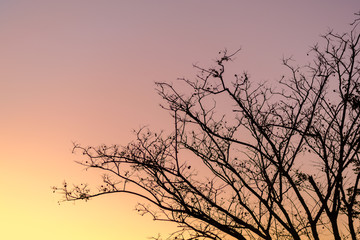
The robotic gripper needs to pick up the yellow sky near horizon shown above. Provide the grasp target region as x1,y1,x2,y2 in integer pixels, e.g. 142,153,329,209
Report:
0,1,359,239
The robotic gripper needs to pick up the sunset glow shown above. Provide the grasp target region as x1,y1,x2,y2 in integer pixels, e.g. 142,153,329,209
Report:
1,1,359,239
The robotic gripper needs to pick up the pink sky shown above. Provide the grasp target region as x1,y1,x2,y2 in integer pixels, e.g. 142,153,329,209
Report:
0,1,359,239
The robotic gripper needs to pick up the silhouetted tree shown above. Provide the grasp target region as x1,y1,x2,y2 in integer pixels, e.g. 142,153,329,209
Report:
54,14,360,240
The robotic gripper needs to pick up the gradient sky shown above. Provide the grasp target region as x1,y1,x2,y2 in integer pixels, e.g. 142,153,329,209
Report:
0,1,359,239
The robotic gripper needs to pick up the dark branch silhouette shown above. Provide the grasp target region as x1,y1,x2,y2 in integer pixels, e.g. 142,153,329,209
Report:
54,14,360,240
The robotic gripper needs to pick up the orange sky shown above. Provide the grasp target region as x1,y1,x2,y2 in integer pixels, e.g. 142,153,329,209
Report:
0,1,359,239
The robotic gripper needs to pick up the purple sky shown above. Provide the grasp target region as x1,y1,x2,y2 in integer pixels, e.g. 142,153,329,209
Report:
0,1,359,239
